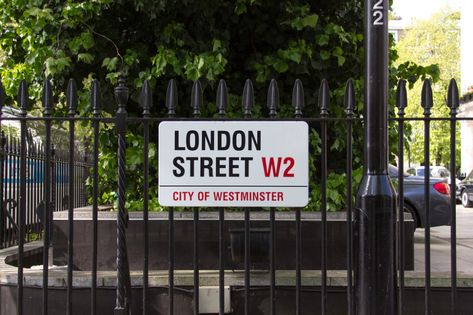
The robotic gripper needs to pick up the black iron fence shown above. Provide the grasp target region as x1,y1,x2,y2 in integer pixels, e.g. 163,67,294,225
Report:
0,74,471,315
0,128,90,249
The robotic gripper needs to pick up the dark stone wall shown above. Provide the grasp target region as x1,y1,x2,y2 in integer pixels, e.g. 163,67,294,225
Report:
52,211,414,271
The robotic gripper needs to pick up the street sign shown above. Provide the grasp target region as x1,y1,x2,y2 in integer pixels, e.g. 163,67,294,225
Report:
158,121,308,207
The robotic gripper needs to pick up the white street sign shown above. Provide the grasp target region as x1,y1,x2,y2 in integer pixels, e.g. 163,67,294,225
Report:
158,121,308,207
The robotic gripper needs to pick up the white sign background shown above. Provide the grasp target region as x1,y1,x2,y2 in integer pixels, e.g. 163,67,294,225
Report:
158,121,308,207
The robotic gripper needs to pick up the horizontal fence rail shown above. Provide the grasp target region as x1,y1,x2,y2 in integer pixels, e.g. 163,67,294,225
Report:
0,76,471,315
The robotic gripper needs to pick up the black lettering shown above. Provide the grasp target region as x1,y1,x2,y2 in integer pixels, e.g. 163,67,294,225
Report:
200,157,213,177
202,130,214,150
186,130,199,150
249,131,261,150
241,157,253,177
186,157,198,176
218,131,230,150
174,131,185,150
215,157,226,177
172,157,185,176
233,131,245,151
228,157,239,177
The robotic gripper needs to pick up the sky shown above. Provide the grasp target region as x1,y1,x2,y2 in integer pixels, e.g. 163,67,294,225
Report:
392,0,461,21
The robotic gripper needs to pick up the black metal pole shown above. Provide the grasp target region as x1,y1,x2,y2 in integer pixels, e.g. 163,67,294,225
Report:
114,77,130,315
355,0,396,314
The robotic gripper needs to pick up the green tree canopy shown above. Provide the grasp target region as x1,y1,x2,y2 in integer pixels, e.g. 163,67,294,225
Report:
395,8,460,168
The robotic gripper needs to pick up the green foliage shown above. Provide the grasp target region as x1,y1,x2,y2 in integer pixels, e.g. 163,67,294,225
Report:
394,8,460,168
0,0,435,211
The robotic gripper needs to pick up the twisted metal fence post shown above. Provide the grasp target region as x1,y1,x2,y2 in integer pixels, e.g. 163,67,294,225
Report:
114,76,131,314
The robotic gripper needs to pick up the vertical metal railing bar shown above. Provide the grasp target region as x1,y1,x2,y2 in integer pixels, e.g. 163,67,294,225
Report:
447,79,459,314
292,79,304,315
66,78,77,315
91,79,101,315
396,80,407,315
32,142,37,235
4,135,8,247
17,80,28,315
0,131,4,249
216,79,228,315
165,79,177,315
267,79,279,315
10,137,16,247
114,76,131,314
141,80,152,315
191,80,203,315
421,79,433,315
5,135,11,247
28,140,32,237
62,151,66,210
0,81,4,249
42,78,53,315
318,79,329,315
344,79,355,315
242,79,253,315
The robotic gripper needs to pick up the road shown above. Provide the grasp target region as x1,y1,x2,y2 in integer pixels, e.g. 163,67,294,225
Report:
414,205,473,273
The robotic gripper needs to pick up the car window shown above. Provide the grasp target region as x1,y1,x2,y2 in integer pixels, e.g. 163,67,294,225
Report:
417,169,425,176
406,169,415,176
468,170,473,181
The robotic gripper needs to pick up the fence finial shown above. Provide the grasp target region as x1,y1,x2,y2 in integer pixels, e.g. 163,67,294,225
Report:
267,79,279,118
344,79,355,116
292,79,304,118
166,79,178,117
91,79,101,117
242,79,254,118
140,80,152,117
447,78,459,114
191,80,203,118
216,79,228,118
18,80,29,117
114,76,129,114
318,79,329,116
42,78,53,116
67,79,78,116
396,79,407,115
421,79,433,114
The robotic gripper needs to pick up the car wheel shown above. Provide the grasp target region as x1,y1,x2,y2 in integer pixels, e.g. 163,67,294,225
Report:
461,190,473,208
404,204,419,230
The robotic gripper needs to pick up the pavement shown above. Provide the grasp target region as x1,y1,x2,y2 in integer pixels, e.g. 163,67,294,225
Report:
414,205,473,273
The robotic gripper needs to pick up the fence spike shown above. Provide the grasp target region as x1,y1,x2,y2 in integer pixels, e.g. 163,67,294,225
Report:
242,79,254,118
216,79,228,118
42,78,53,116
447,78,459,113
292,79,304,118
67,79,78,116
318,79,330,116
18,80,29,117
191,80,203,118
344,79,355,116
114,76,129,114
140,80,152,117
421,79,433,114
267,79,279,118
166,79,178,117
91,79,101,117
396,79,407,115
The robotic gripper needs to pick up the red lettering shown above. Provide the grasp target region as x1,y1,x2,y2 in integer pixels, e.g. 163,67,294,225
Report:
283,157,295,177
262,157,282,177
